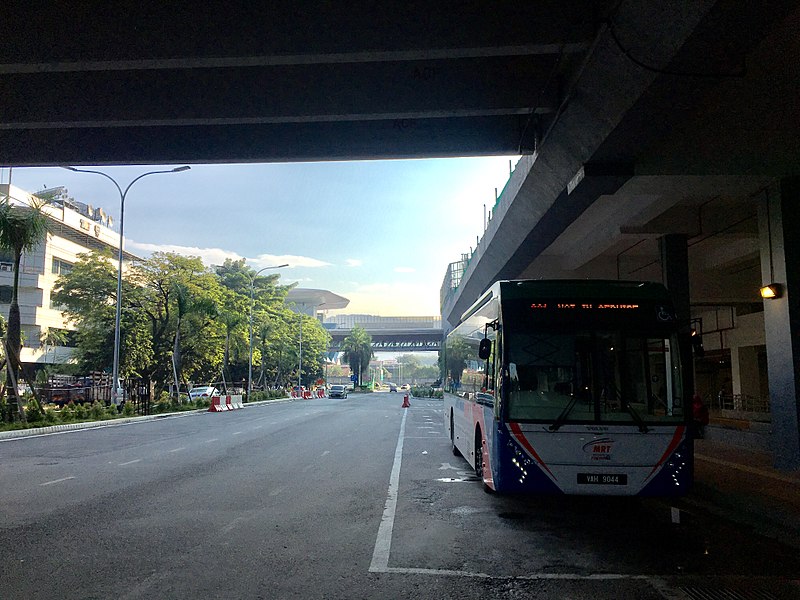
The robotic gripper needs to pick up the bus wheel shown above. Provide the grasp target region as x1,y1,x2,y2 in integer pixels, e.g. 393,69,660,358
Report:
474,430,484,480
450,412,461,457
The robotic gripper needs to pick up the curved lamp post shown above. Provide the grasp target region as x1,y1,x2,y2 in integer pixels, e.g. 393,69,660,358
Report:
62,165,190,404
248,263,288,398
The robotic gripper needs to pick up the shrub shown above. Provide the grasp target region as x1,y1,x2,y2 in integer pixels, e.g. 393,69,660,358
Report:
74,403,88,420
24,398,44,422
90,401,105,420
122,401,135,417
105,404,119,419
44,408,58,423
59,403,75,422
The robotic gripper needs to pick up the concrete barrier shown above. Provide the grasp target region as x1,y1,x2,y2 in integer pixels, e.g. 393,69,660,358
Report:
208,396,229,412
229,395,244,409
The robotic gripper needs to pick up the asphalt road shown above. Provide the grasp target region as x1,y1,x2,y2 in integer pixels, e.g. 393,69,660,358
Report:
1,393,797,599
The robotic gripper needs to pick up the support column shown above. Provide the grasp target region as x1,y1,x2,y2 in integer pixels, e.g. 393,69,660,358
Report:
758,179,800,470
660,234,694,412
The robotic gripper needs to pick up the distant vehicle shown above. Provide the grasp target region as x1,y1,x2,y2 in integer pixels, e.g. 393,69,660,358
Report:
329,384,348,399
400,384,410,390
188,386,219,400
389,383,398,392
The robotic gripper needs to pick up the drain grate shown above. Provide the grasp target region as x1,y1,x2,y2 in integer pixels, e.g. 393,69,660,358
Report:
679,586,779,600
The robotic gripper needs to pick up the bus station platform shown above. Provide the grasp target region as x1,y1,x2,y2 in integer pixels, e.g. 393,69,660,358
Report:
687,433,800,550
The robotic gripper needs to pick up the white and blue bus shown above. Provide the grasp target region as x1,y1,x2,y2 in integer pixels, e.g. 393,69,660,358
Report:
444,280,692,496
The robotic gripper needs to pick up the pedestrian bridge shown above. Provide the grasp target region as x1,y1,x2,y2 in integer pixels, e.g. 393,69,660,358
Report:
324,316,442,353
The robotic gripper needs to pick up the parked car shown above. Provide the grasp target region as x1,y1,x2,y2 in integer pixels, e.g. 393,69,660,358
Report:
189,386,219,400
329,384,348,399
400,384,410,390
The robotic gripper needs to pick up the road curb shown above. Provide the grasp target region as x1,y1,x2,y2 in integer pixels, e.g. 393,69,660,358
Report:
0,396,300,441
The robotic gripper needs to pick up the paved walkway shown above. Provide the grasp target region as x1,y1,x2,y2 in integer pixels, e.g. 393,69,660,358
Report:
689,435,800,550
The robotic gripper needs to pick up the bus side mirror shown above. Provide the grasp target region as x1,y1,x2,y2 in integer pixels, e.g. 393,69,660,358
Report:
478,338,491,360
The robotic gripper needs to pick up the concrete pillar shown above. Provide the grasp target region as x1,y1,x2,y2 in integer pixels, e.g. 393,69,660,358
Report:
731,345,760,410
659,234,694,412
758,179,800,470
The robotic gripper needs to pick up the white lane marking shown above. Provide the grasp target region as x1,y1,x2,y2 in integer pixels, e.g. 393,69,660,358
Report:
204,438,219,443
321,450,330,457
269,487,283,497
302,464,314,472
369,409,408,573
233,431,243,435
253,425,263,429
695,453,800,484
40,476,75,486
119,459,141,466
221,516,247,534
167,447,185,453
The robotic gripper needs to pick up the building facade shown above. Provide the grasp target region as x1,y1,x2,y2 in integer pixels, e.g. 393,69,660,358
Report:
0,184,138,367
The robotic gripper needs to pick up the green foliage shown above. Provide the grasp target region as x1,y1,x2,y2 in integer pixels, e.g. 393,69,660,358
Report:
341,326,373,386
122,401,135,417
44,408,58,423
90,401,105,420
411,386,444,399
74,403,88,420
60,402,75,422
24,398,44,422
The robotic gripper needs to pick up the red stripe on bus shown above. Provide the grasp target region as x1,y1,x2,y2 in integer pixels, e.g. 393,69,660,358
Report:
645,425,686,480
509,422,557,480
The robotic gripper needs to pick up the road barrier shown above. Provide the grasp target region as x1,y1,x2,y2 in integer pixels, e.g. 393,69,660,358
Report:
208,395,244,412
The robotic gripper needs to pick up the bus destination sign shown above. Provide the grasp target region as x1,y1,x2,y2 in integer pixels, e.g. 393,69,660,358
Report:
530,303,640,310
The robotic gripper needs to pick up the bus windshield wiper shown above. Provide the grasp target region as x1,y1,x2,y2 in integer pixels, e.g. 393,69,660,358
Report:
625,402,649,433
549,395,579,432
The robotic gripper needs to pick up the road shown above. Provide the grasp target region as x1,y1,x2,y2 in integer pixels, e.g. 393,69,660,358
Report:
1,393,797,599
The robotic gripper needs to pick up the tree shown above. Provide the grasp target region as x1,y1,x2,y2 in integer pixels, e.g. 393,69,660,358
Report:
445,335,471,389
0,198,50,421
341,326,373,386
39,327,68,364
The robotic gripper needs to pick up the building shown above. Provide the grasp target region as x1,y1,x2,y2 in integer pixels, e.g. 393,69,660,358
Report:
0,184,138,367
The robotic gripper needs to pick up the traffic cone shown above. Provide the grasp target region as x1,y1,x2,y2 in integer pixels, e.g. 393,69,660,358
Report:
402,394,410,408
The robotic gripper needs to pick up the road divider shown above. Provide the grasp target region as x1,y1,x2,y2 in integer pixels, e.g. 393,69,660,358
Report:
208,395,244,412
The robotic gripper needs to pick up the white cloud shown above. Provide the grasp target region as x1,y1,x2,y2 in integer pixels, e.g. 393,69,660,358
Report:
126,241,330,269
393,266,415,273
345,258,363,267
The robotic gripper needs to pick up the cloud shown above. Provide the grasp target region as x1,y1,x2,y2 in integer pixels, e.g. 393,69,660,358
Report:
126,241,331,269
345,259,363,267
393,266,415,273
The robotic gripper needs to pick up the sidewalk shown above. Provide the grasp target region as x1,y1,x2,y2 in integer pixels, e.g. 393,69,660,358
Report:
688,434,800,550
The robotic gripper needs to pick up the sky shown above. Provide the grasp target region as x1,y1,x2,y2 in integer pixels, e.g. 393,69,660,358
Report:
2,157,518,317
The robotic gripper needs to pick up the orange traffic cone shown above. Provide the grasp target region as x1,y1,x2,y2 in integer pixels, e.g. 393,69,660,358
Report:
402,394,410,408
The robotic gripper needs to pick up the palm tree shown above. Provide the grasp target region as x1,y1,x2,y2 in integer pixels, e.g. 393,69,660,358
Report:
341,325,373,387
40,327,68,364
0,198,50,421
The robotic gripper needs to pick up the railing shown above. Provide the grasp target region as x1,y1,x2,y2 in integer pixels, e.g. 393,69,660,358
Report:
709,393,770,416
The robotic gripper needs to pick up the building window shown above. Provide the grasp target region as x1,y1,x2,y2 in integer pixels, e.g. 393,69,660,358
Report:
0,285,12,303
52,257,73,276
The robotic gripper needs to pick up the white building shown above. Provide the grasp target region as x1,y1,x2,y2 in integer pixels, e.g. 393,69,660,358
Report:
0,184,138,366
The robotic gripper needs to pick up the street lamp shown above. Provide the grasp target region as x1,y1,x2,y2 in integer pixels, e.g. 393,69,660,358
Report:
62,165,190,404
247,263,288,398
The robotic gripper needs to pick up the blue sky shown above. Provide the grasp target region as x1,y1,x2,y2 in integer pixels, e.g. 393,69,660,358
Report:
4,157,518,316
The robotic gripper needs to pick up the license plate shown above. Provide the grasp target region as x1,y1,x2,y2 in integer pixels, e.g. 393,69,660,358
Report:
577,473,628,485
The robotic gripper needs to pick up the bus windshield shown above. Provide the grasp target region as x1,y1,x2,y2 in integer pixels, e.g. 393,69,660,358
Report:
506,330,683,424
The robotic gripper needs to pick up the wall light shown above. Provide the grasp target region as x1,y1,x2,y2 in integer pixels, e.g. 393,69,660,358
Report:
760,283,783,299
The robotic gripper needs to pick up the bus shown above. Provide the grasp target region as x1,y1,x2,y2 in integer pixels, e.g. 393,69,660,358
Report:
444,280,692,496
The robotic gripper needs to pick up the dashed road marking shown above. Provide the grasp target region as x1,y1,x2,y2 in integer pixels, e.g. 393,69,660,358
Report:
40,476,75,486
118,459,141,466
167,447,185,453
